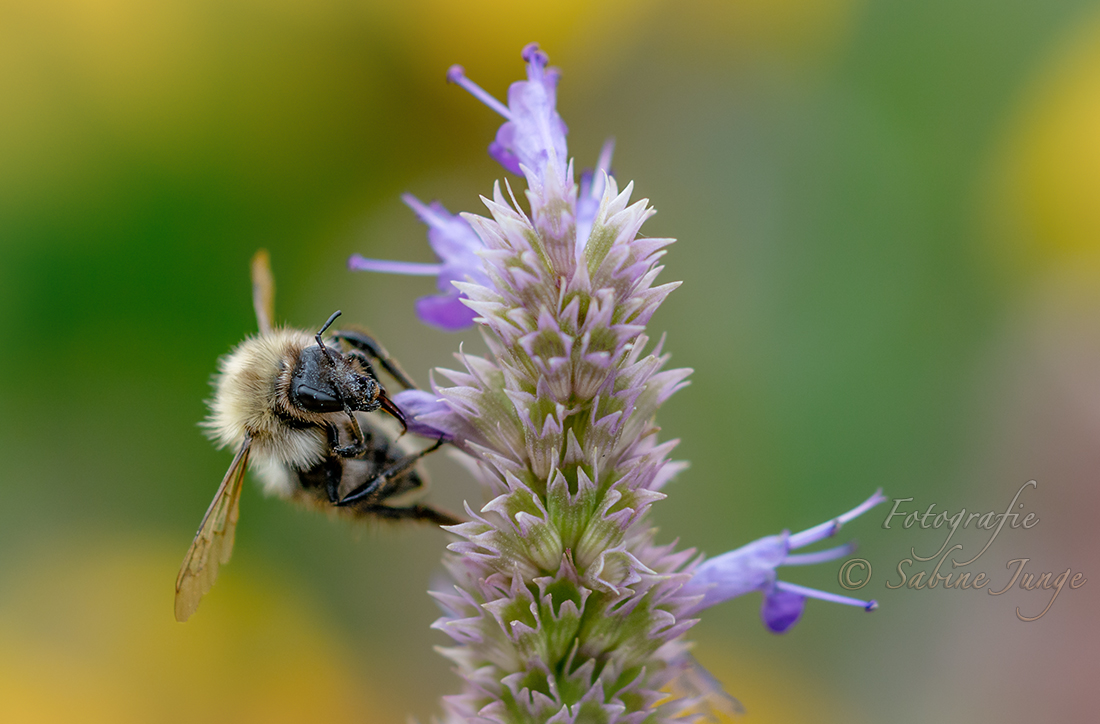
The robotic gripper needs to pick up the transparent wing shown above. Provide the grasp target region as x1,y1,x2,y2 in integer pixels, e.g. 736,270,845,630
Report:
174,436,252,622
251,249,275,336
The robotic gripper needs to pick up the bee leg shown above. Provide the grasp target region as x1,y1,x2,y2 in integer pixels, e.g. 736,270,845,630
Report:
333,330,418,390
331,412,370,458
323,457,343,504
343,349,379,380
336,438,445,507
354,504,463,527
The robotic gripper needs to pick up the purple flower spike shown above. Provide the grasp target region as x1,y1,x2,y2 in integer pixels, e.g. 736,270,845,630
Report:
347,47,886,720
349,195,488,331
686,489,885,632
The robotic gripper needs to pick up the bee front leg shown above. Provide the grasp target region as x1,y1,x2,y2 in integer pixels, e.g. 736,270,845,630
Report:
333,330,418,390
323,457,343,505
336,438,445,507
331,411,369,458
343,349,379,380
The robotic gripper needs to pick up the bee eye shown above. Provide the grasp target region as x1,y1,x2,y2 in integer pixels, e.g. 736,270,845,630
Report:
291,383,342,412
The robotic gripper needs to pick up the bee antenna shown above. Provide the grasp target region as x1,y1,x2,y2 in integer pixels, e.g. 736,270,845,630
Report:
316,310,342,362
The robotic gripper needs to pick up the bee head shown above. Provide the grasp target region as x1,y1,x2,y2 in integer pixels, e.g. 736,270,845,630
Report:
288,311,381,414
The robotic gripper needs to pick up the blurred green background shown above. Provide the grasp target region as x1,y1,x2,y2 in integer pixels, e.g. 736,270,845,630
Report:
2,0,1098,721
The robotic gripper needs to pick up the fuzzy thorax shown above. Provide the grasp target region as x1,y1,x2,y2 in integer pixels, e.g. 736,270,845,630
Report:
203,328,330,472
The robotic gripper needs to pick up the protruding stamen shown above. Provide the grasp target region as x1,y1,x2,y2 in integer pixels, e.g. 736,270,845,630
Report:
446,65,512,120
787,489,886,550
348,255,443,276
521,42,548,68
445,64,465,84
836,488,887,525
775,581,877,611
402,193,450,229
782,542,855,566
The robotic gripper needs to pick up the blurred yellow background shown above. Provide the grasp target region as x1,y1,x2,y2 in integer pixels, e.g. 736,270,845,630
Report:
1,1,1098,722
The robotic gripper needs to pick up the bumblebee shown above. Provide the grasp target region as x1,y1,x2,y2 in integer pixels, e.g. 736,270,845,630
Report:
175,250,457,622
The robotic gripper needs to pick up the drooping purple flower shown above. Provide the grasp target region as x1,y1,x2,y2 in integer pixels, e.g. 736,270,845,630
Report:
686,490,886,632
390,389,458,442
448,43,567,193
349,195,488,331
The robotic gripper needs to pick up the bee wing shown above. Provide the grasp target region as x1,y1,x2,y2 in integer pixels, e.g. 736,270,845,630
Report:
174,435,252,622
251,249,275,336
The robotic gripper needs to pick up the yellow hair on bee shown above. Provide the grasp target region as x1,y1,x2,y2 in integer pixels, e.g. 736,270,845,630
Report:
203,328,329,481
